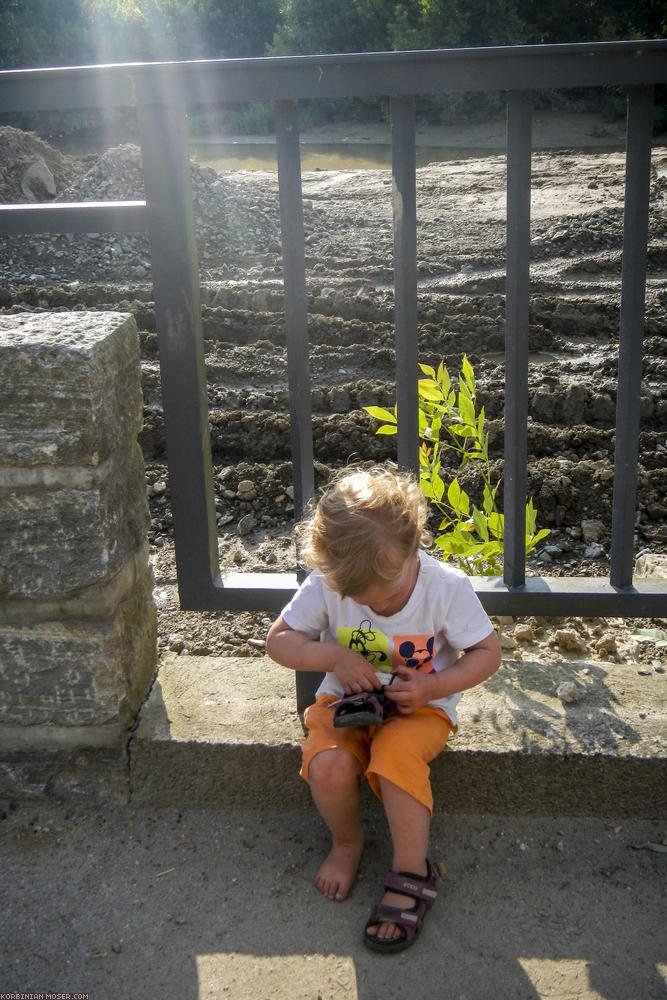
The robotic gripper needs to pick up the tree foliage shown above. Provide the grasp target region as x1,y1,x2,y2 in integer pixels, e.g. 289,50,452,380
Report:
1,0,663,70
0,0,281,68
0,0,663,132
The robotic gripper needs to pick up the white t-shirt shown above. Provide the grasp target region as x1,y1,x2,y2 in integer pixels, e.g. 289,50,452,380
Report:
281,549,494,729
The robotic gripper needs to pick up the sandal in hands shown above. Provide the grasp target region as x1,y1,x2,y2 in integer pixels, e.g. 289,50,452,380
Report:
330,678,396,728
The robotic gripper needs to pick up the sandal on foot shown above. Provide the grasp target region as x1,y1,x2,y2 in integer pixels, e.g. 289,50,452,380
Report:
363,860,438,954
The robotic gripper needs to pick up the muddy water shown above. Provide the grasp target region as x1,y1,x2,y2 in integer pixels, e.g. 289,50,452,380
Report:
188,140,506,171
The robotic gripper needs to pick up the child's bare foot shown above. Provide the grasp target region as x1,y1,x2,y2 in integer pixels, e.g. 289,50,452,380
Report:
314,837,363,901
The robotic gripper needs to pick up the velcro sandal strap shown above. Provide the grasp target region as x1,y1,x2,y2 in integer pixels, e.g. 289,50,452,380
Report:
365,902,424,943
384,861,438,907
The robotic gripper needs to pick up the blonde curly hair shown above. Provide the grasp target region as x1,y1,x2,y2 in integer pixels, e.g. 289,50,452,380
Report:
297,465,431,597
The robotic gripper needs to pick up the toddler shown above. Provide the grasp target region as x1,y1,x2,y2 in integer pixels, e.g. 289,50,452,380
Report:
266,465,501,952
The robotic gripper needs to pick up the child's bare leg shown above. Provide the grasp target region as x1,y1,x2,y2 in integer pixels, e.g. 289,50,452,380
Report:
366,776,430,941
308,748,364,901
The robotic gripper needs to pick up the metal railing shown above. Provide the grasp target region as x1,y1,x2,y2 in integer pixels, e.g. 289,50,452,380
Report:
1,42,665,707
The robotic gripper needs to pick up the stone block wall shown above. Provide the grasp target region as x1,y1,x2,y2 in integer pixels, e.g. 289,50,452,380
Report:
0,312,157,802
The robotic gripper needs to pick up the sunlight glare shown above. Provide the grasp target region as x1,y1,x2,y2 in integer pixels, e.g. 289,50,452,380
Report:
196,953,358,1000
518,958,605,999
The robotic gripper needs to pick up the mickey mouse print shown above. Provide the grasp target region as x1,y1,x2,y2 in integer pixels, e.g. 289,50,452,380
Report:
337,620,436,674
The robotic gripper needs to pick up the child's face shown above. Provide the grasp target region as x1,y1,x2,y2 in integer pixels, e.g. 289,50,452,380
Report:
348,552,419,617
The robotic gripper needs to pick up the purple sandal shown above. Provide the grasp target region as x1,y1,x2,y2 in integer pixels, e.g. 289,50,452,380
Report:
330,676,397,728
330,689,390,727
363,860,438,953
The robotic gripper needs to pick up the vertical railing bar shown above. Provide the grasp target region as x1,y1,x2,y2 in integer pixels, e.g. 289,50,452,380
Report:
274,99,315,523
136,94,219,607
610,85,654,590
504,91,532,589
391,95,419,476
274,99,318,713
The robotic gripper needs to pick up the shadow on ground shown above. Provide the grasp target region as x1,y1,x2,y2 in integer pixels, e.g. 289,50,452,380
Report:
2,803,666,999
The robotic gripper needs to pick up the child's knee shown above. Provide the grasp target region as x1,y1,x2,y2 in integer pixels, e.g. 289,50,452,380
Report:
308,748,361,790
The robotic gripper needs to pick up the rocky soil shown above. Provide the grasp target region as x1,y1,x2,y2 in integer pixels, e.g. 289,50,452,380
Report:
1,124,666,668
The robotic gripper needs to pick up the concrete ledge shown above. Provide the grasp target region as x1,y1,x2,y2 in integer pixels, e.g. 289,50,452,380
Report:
0,744,130,803
130,653,666,817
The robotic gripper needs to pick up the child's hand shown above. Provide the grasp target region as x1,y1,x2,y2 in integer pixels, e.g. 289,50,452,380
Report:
333,650,383,695
384,666,436,714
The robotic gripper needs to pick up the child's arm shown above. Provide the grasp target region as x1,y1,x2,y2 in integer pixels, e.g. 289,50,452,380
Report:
386,628,501,715
266,615,383,694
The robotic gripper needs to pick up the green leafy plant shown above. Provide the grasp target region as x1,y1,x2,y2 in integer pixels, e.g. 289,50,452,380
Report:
365,355,550,574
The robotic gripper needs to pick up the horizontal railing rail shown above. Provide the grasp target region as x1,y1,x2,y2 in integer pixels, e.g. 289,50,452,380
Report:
1,41,665,708
1,41,666,108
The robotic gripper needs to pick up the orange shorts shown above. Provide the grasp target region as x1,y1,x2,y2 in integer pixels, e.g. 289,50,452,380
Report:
300,695,454,815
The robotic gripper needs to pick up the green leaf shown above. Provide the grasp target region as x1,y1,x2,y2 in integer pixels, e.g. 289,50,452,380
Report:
447,478,470,516
432,472,445,502
446,478,461,513
364,405,397,423
526,528,550,551
462,354,475,393
376,424,398,435
419,362,436,378
449,424,478,437
458,390,476,428
483,484,496,515
487,511,503,538
418,378,442,401
437,529,485,557
472,506,490,542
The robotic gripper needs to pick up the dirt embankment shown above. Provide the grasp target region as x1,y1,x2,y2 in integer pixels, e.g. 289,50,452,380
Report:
1,124,666,661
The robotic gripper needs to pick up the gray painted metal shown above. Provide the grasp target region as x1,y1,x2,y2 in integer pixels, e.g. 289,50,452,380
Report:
504,91,532,589
1,41,666,111
275,100,315,523
274,99,317,712
202,570,666,617
611,86,654,589
1,43,665,713
0,201,147,234
137,98,219,609
391,95,419,475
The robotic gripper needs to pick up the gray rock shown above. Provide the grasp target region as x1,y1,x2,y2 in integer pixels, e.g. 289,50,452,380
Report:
556,681,582,704
20,156,56,201
581,519,605,543
238,513,257,536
